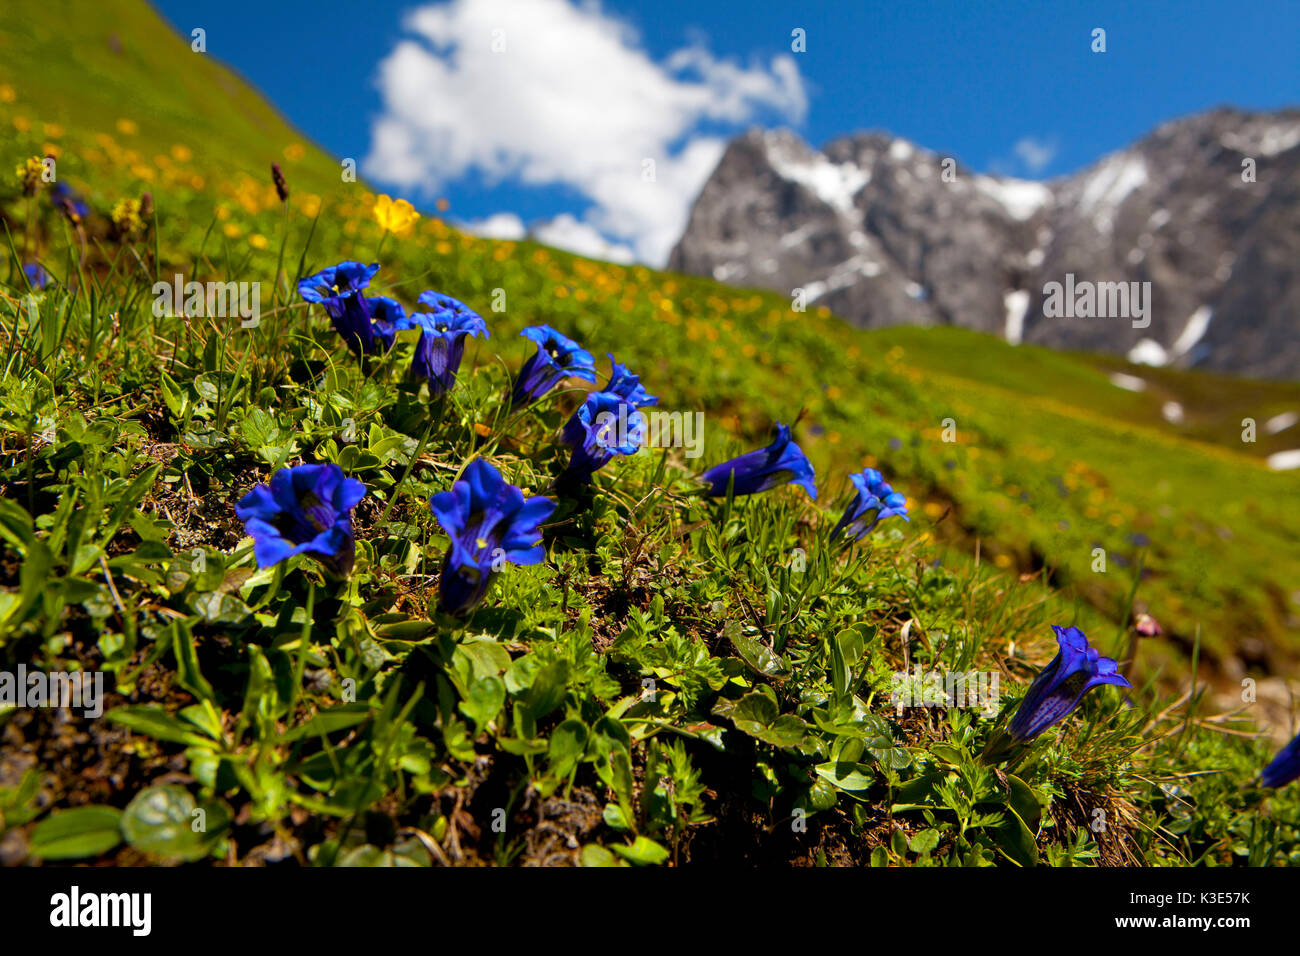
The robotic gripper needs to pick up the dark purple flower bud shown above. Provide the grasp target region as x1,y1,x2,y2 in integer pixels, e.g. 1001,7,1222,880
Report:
271,162,290,202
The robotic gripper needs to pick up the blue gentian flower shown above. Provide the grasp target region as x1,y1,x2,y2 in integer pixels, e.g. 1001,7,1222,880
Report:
560,391,645,485
1261,732,1300,789
235,464,366,576
51,182,89,221
297,261,391,356
429,459,556,616
1008,626,1131,742
365,295,406,353
699,423,817,500
832,468,909,541
22,263,48,290
604,354,658,408
400,291,489,397
510,325,596,409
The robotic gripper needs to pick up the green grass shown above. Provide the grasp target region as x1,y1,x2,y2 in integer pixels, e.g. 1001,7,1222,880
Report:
0,0,1297,867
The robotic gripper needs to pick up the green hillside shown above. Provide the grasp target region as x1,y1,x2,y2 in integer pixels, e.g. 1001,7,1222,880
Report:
1,0,1297,867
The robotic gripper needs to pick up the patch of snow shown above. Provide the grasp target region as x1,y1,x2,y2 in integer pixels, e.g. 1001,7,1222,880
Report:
1109,372,1148,392
1265,411,1298,435
1172,306,1213,357
1161,401,1185,424
889,140,914,162
1003,289,1030,345
1025,248,1045,267
713,262,746,282
765,138,870,215
1078,155,1148,229
1127,338,1169,367
779,222,819,249
802,280,828,303
1221,125,1300,157
905,281,926,300
1266,449,1300,471
1147,208,1171,229
974,177,1052,221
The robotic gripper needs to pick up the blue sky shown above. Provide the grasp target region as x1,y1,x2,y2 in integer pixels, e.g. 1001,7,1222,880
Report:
153,0,1298,263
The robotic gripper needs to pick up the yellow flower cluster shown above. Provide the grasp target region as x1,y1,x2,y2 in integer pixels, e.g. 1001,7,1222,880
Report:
110,197,145,238
14,155,45,195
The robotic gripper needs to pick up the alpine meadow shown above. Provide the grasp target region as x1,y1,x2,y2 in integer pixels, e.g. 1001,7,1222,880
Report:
1,0,1299,876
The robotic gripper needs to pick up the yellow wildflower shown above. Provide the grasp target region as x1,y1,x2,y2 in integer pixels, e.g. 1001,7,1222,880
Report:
110,197,145,239
373,193,419,236
15,155,45,195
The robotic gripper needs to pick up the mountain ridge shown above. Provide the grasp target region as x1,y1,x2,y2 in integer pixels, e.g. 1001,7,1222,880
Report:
669,107,1300,379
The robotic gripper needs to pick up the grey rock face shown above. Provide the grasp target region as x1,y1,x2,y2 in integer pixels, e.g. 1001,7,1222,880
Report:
668,108,1300,379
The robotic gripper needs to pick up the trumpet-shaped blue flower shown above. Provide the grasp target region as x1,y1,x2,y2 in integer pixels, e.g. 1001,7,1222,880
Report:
1008,625,1131,742
429,459,556,616
699,423,817,500
367,296,405,351
560,391,645,485
235,464,366,576
603,354,658,408
1261,732,1300,789
401,291,489,397
510,325,596,409
297,261,391,356
832,468,909,541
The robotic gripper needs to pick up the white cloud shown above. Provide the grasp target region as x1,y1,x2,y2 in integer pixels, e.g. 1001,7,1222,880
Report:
1012,136,1057,175
463,212,526,240
533,214,636,263
363,0,806,265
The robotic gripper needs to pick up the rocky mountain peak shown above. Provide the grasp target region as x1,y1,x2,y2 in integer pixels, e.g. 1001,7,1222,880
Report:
669,108,1300,378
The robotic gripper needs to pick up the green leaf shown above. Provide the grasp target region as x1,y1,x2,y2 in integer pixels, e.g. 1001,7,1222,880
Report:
909,829,941,854
121,785,232,862
548,719,589,775
459,676,506,733
1006,774,1043,834
523,661,569,721
108,706,216,747
580,844,626,867
730,631,790,678
171,620,216,703
30,806,123,860
815,760,875,792
610,836,670,866
994,807,1039,868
